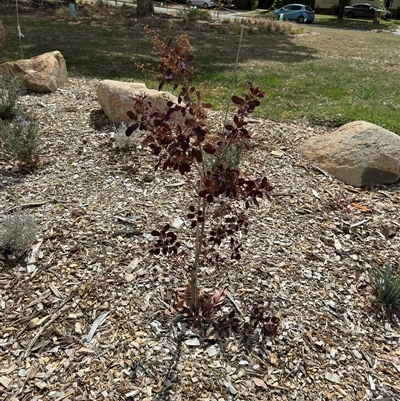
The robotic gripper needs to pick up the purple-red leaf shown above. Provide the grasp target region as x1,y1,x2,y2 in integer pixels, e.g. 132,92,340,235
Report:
248,99,260,109
192,148,202,163
127,111,136,120
231,95,244,105
178,163,191,175
203,144,216,154
126,123,139,137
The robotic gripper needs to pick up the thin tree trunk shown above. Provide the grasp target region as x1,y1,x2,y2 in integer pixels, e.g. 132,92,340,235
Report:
337,0,346,20
137,0,154,17
190,197,206,310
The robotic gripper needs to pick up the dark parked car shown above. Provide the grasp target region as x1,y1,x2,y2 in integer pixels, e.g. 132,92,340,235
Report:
344,3,392,20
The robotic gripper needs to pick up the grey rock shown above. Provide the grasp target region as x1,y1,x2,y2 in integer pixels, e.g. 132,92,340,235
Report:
300,121,400,187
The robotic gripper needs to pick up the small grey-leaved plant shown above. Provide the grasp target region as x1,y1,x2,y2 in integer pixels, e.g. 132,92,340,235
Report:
114,122,141,150
0,75,26,120
0,210,36,255
0,113,39,166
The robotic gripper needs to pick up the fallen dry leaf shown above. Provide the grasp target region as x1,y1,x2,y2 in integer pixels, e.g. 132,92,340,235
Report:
350,202,372,212
253,377,268,391
349,284,358,294
379,354,400,365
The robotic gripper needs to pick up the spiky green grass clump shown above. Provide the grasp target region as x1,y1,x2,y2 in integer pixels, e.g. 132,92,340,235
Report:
372,265,400,313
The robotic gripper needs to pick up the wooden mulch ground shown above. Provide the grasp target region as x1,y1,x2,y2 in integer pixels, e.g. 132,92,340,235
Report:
0,75,399,400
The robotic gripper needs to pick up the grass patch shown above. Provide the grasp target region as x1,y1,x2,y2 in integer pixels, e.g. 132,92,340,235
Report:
2,5,400,133
249,10,400,29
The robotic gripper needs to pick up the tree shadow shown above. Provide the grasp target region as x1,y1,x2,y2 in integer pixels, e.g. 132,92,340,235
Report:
1,12,317,81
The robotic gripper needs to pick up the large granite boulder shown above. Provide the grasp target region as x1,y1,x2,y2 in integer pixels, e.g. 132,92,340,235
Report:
97,79,182,124
0,51,68,93
300,121,400,187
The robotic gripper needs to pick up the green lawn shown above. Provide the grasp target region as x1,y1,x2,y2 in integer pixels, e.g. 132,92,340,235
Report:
2,5,400,133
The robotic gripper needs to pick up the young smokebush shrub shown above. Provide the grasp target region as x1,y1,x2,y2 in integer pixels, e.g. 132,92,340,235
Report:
0,75,26,120
0,113,40,166
0,210,36,255
127,28,273,312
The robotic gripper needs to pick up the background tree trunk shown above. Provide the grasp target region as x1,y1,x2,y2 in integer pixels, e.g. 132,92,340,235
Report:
137,0,154,17
0,21,5,64
337,0,346,20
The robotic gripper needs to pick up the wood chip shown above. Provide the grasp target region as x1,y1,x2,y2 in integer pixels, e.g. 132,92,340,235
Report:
0,375,12,388
325,372,341,384
185,338,200,347
86,311,111,342
270,150,285,158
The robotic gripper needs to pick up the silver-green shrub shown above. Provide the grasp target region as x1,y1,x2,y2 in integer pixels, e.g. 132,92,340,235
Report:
0,113,39,165
114,122,140,150
188,9,211,22
178,7,211,22
203,143,245,174
0,210,36,254
0,75,26,120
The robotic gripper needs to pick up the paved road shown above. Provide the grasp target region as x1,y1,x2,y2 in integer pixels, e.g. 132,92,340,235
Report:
103,0,253,20
154,4,253,20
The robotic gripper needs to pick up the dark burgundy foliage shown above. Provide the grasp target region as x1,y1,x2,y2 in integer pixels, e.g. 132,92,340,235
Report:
217,310,241,339
215,304,279,341
125,27,274,320
249,302,280,337
151,224,180,255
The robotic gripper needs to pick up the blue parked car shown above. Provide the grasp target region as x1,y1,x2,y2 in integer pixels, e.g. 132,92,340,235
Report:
272,4,315,24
